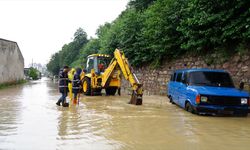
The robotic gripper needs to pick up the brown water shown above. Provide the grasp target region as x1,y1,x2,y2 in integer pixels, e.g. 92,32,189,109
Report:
0,78,250,150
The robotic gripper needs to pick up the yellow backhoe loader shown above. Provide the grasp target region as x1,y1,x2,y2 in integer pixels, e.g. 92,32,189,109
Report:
80,49,143,105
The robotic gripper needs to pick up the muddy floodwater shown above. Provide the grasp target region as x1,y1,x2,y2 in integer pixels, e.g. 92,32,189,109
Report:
0,78,250,150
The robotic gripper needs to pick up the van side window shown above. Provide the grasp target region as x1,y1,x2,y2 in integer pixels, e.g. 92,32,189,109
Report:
182,72,188,84
176,72,182,82
170,73,176,81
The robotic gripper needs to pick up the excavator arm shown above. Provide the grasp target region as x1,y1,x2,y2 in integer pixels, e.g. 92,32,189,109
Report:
101,49,143,105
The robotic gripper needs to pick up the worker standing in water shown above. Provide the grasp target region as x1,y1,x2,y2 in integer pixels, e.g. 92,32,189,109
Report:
56,66,70,107
72,68,82,105
68,68,76,103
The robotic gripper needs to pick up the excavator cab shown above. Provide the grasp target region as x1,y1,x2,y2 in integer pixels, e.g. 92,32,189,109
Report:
83,54,117,96
86,54,111,74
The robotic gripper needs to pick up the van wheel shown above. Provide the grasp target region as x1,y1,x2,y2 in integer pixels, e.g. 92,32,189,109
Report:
83,77,91,96
185,102,195,114
169,96,174,104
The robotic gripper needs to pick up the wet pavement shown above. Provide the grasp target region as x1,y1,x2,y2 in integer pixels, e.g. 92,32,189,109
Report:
0,78,250,150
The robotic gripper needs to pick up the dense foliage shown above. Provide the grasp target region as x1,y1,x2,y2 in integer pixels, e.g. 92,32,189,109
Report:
47,0,250,74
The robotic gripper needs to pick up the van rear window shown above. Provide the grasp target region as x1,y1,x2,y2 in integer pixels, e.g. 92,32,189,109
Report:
176,73,182,82
170,73,176,81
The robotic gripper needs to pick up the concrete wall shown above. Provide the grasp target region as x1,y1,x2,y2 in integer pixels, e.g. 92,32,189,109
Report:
0,38,24,84
122,52,250,95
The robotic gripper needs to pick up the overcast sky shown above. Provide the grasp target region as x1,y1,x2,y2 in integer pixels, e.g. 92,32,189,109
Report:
0,0,129,67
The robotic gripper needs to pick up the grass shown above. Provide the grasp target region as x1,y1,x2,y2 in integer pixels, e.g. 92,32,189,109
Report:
0,79,27,90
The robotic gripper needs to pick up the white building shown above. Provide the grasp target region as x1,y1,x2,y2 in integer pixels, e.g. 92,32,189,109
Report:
0,38,24,84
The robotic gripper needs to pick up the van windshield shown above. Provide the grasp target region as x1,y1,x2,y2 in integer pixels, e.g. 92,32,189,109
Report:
189,71,235,88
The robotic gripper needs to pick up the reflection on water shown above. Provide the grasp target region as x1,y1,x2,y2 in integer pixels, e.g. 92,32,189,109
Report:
0,78,250,150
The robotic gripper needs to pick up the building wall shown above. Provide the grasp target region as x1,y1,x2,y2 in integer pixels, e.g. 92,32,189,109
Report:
0,39,24,84
122,52,250,95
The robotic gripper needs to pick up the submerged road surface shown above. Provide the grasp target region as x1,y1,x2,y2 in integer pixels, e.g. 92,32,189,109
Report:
0,78,250,150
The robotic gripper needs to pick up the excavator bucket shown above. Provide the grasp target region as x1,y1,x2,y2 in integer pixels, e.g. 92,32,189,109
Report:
129,91,143,105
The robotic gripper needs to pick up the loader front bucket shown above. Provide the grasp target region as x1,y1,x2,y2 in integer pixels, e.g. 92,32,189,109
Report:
129,91,142,105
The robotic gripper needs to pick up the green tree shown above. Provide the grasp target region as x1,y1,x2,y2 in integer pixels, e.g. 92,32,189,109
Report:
128,0,156,10
112,9,144,66
47,27,89,75
96,22,114,54
71,38,100,67
177,0,250,52
97,9,145,66
47,52,60,75
140,0,188,66
28,67,39,80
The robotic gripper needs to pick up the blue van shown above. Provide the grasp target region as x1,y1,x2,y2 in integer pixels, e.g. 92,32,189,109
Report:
167,69,250,116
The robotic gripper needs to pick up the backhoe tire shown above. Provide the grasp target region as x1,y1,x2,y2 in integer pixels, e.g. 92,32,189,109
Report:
94,88,102,96
105,87,117,95
83,77,91,96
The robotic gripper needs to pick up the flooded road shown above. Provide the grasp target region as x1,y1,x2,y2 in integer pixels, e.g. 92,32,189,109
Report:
0,78,250,150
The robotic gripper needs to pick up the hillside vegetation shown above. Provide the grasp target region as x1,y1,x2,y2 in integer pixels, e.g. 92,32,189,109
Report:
47,0,250,75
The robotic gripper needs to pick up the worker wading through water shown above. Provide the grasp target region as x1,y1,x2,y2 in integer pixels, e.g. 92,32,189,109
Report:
72,68,82,104
56,66,71,107
68,68,76,102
